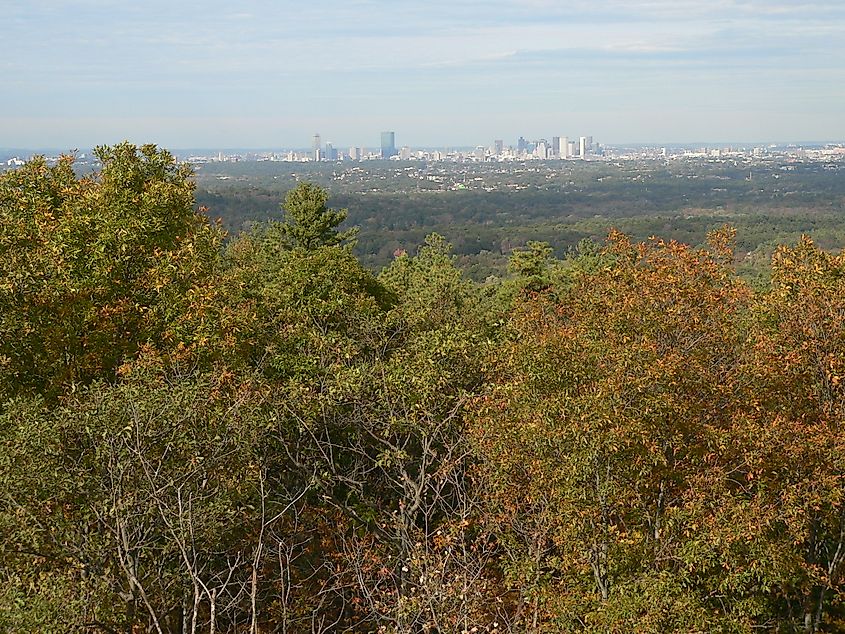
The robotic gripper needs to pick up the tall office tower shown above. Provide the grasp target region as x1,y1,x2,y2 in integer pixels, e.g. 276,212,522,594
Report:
517,136,527,154
534,142,548,160
313,133,322,161
380,131,397,158
349,146,360,161
494,139,504,155
551,136,561,158
325,142,338,161
560,136,570,158
579,136,588,158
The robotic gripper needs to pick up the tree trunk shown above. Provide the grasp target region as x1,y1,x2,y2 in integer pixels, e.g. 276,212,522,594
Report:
250,562,260,634
209,588,217,634
125,592,136,634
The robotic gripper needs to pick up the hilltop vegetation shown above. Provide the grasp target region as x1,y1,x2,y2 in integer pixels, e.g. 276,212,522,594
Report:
3,144,845,633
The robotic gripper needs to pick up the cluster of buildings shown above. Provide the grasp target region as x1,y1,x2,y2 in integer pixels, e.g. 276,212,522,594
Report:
299,131,598,163
499,135,597,160
276,135,845,165
8,137,841,170
307,131,399,162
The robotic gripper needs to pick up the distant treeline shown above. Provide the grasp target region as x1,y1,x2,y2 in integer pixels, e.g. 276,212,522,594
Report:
193,159,845,280
3,145,845,632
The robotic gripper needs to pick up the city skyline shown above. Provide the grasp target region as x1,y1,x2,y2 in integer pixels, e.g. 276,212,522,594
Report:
5,131,845,157
3,1,845,148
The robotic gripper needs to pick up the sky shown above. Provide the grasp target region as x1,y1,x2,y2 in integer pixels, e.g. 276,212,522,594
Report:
3,0,845,149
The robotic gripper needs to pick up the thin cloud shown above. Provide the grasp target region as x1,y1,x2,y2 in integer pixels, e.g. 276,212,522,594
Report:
3,0,845,146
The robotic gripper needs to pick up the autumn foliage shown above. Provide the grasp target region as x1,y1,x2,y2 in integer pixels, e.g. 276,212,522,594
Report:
2,146,845,632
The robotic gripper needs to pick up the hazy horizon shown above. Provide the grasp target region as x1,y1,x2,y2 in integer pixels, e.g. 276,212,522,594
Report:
4,1,845,148
3,140,844,158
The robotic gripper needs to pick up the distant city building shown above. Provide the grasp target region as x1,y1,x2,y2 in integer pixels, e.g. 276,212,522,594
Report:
517,136,527,154
313,133,322,161
560,136,570,158
380,131,397,158
174,139,841,166
399,146,412,160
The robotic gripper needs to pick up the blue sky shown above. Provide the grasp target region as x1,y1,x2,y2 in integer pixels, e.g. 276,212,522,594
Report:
3,0,845,148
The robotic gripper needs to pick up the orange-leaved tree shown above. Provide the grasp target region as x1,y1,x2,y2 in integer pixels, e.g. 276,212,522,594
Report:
734,236,845,633
472,227,753,631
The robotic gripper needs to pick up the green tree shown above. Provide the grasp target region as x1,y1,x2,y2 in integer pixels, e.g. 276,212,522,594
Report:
508,240,554,279
379,233,481,330
0,143,223,400
219,229,393,379
274,182,357,250
267,234,497,632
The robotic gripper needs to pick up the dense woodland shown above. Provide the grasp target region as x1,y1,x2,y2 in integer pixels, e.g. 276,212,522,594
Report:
190,158,845,282
2,144,845,633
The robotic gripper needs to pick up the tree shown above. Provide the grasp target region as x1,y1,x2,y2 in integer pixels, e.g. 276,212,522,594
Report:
508,241,554,279
472,228,753,631
379,233,481,330
733,236,845,632
219,230,393,380
274,182,357,250
0,143,223,400
268,234,497,632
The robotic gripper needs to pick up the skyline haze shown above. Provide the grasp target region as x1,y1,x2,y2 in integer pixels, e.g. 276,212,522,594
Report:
3,1,845,149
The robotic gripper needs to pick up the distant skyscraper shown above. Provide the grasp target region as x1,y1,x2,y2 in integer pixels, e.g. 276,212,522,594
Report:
313,133,322,161
551,136,561,158
579,136,588,158
560,136,570,158
380,131,397,158
494,139,504,155
517,136,527,154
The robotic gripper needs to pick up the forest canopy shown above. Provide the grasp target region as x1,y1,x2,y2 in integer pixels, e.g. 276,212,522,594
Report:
2,144,845,633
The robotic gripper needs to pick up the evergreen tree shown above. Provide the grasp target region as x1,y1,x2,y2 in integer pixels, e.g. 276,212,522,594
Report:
276,182,357,250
